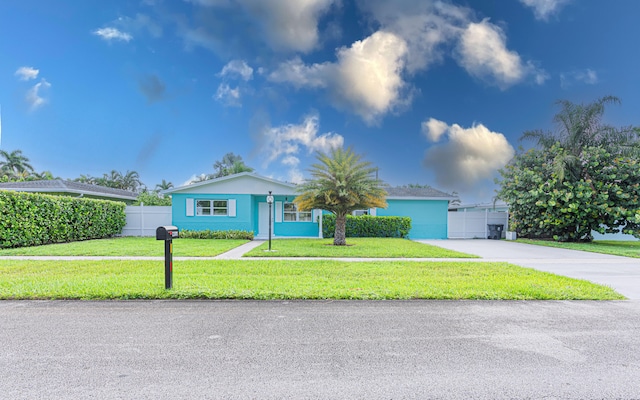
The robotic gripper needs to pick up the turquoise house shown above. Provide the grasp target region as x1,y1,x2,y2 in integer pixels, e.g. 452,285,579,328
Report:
164,173,455,239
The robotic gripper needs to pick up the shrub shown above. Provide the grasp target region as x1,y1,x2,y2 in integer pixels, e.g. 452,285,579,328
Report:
322,215,411,238
179,229,254,240
0,191,126,248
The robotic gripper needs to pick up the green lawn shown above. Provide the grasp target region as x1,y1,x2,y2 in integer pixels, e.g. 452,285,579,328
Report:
517,239,640,258
244,238,477,258
0,237,248,257
0,259,623,300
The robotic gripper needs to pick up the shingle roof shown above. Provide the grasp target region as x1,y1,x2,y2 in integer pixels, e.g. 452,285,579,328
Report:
0,180,138,201
385,186,455,199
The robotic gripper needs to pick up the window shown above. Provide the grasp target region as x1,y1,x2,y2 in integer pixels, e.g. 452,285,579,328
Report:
196,199,228,216
283,202,312,222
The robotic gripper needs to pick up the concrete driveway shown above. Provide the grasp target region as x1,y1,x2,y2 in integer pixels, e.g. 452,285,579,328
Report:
419,239,640,299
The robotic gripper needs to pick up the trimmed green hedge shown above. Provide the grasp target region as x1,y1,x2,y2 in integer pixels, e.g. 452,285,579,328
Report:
0,191,126,248
179,229,254,240
322,214,412,238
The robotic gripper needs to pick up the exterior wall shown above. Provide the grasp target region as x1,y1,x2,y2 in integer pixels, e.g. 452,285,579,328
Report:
253,194,318,237
377,199,449,239
171,193,253,232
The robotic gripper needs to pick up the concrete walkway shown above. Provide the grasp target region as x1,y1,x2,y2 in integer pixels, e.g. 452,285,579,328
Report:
418,239,640,300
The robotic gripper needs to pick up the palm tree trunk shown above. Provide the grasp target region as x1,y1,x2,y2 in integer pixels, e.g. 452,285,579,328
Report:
334,213,347,246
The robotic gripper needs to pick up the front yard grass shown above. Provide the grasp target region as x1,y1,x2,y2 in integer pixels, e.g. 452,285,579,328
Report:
517,239,640,258
0,259,623,300
244,238,477,258
0,237,248,257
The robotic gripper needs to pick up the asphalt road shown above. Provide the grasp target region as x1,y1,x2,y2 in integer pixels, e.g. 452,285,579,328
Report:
2,300,640,399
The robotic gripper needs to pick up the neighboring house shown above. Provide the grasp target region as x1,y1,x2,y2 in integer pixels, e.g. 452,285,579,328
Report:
164,172,456,239
0,180,138,203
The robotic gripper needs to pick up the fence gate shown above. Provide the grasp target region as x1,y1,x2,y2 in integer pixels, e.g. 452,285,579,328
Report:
447,210,509,239
122,205,172,237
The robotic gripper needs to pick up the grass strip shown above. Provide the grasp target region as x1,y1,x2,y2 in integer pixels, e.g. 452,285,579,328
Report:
0,259,623,300
0,237,248,257
244,238,477,258
517,239,640,258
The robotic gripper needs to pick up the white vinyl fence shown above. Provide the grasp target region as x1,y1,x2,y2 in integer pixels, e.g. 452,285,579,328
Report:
122,206,172,237
448,210,509,239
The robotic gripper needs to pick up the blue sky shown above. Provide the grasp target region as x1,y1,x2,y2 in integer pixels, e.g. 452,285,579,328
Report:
1,0,639,202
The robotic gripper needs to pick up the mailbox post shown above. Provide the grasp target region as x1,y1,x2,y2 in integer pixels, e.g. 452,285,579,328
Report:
156,226,179,289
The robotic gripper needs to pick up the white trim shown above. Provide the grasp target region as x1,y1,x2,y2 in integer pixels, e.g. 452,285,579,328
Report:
228,199,236,217
275,201,283,223
186,198,194,217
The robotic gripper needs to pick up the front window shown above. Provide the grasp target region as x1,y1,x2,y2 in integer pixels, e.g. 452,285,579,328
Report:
196,199,228,216
284,202,312,222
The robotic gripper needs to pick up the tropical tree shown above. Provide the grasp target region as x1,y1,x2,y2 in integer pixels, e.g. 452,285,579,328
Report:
121,170,142,192
0,150,34,178
212,152,254,178
294,147,387,246
521,95,640,181
155,179,173,192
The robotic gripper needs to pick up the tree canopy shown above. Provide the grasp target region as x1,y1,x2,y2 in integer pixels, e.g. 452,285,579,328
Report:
295,147,387,245
498,96,640,241
212,152,254,179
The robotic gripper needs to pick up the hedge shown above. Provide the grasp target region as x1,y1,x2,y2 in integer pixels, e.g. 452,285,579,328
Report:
178,229,254,240
0,191,126,248
322,214,412,238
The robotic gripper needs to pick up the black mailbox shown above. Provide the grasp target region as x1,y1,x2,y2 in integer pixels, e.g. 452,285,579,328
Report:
156,226,179,240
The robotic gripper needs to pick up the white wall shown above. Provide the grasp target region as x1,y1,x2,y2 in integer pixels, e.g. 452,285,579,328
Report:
448,210,509,239
122,206,172,237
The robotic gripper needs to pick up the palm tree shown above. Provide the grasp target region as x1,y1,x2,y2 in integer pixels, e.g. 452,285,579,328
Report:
521,96,640,181
155,179,174,192
213,152,254,178
0,150,34,177
121,170,142,192
294,147,387,246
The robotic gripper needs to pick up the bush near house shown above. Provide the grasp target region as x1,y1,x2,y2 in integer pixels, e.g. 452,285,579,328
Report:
0,191,126,248
322,215,411,239
179,229,254,240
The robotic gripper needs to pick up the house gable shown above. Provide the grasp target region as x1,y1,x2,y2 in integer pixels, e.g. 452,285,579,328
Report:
166,173,298,196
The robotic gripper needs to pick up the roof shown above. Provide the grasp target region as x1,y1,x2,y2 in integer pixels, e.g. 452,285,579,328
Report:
164,172,298,195
0,180,138,201
385,186,456,200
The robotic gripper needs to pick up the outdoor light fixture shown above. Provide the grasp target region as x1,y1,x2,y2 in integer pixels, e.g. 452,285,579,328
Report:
266,191,274,251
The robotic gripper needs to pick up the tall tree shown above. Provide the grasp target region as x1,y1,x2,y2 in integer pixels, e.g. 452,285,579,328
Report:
295,147,387,246
521,95,640,181
0,149,34,178
155,179,174,192
212,152,254,178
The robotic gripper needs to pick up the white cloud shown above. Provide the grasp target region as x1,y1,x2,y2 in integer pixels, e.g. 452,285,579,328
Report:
560,68,598,89
237,0,335,52
456,19,546,88
519,0,570,21
255,113,344,182
421,118,449,142
214,83,241,107
93,27,133,42
25,79,52,111
269,31,409,124
15,66,39,81
422,119,515,188
219,60,254,81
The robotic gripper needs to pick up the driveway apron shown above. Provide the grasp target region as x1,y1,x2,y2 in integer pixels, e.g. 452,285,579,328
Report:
418,239,640,299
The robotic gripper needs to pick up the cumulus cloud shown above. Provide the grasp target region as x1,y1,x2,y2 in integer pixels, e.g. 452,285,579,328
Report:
25,79,52,111
560,68,598,89
93,27,133,42
422,118,515,188
15,66,39,81
269,31,409,124
219,60,253,81
253,113,343,181
214,83,241,107
237,0,335,52
519,0,570,21
138,74,166,103
456,19,546,88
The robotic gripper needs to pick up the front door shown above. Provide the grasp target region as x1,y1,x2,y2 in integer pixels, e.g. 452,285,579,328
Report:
258,202,273,238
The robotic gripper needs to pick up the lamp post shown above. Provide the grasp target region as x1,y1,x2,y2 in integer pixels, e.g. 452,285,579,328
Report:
266,191,274,251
